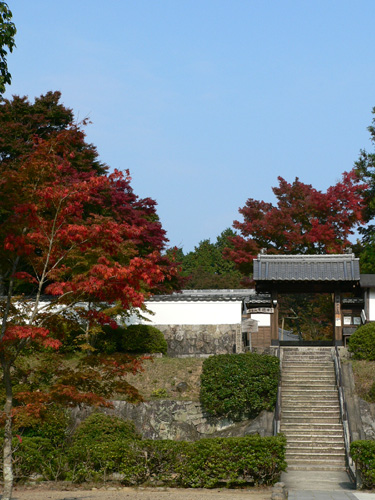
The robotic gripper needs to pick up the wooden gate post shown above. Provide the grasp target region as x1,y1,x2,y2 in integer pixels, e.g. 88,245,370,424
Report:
334,290,342,343
271,290,279,344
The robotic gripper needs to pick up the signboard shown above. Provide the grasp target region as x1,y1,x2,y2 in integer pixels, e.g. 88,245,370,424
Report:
249,307,274,314
361,309,367,324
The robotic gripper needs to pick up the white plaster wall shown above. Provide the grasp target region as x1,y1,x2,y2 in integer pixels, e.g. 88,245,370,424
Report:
369,289,375,322
130,301,242,325
250,313,271,327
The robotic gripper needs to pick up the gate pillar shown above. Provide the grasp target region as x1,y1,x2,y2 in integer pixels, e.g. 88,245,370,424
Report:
271,289,279,343
334,290,342,342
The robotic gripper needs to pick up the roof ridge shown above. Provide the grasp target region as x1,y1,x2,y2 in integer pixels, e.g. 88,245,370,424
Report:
256,254,357,260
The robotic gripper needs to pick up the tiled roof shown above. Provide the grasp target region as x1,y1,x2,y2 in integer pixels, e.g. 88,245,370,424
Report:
148,289,263,303
253,254,360,282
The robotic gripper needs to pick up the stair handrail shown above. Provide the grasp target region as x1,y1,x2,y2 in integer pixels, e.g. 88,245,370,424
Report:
273,346,283,435
333,345,355,482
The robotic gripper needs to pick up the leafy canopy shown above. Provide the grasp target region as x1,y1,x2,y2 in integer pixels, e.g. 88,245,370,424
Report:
354,107,375,273
0,2,16,94
177,228,244,289
226,172,365,274
0,92,182,499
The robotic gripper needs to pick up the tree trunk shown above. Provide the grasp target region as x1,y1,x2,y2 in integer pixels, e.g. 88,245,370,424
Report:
2,362,13,500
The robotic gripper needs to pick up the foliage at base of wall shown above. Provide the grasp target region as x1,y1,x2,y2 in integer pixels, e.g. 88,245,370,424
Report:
351,440,375,489
3,413,286,487
100,325,168,354
200,352,279,420
59,325,168,355
348,323,375,361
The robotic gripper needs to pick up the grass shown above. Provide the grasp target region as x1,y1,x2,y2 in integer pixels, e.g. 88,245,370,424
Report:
12,351,204,403
351,359,375,402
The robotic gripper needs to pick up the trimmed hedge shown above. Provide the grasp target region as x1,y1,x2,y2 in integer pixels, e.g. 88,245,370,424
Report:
120,325,167,354
66,434,287,486
348,323,375,360
72,413,141,445
6,427,286,486
200,352,279,420
351,440,375,489
94,324,167,354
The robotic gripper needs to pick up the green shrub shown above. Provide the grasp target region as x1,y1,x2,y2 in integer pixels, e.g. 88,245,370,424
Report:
351,440,375,489
66,435,286,486
348,323,375,360
94,326,124,354
66,438,139,483
200,352,279,420
19,405,70,446
176,434,286,488
72,413,141,445
120,325,167,354
0,436,66,481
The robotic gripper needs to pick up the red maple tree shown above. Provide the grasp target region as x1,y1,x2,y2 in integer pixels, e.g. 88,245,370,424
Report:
226,171,366,274
0,95,181,498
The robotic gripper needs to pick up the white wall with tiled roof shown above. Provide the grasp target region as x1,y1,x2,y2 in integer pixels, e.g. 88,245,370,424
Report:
129,300,242,325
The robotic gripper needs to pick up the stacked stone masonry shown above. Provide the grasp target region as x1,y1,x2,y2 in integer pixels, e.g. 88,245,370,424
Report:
71,401,274,441
154,324,241,357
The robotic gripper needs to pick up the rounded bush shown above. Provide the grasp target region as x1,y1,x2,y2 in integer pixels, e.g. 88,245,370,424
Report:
120,325,167,354
348,323,375,360
200,352,279,420
72,413,140,444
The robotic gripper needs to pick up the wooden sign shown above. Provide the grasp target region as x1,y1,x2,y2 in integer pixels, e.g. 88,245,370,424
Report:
248,307,274,314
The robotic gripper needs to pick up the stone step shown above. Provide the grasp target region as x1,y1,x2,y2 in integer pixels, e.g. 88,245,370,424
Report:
282,347,333,351
281,422,344,429
282,416,341,424
283,435,345,442
282,352,333,357
282,382,336,387
282,360,334,365
281,399,339,406
286,464,347,472
286,453,346,462
282,383,338,390
282,358,335,368
282,369,334,375
282,391,338,397
282,360,333,365
282,408,340,415
287,442,345,452
282,372,335,377
282,388,338,393
283,359,333,364
282,428,344,436
287,439,345,455
282,392,338,399
282,410,341,417
282,377,336,384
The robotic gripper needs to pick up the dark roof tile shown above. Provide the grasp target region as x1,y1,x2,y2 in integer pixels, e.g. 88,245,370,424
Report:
253,254,360,282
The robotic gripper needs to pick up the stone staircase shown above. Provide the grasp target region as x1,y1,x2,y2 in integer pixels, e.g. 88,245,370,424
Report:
280,347,346,471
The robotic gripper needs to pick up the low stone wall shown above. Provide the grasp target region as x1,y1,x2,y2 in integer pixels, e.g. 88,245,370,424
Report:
153,324,240,357
341,355,375,441
71,400,274,441
359,399,375,440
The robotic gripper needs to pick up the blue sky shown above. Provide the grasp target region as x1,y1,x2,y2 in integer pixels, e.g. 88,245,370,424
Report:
5,1,375,251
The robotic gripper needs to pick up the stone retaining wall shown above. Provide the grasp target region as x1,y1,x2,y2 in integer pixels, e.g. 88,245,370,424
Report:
71,400,274,441
359,399,375,440
154,324,241,357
